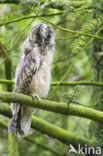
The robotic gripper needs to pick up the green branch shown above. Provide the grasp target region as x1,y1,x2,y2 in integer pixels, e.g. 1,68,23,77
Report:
51,81,103,87
0,92,103,124
8,133,19,156
0,79,14,84
31,116,95,147
42,20,103,40
0,103,96,147
1,79,103,87
30,10,103,40
0,13,62,27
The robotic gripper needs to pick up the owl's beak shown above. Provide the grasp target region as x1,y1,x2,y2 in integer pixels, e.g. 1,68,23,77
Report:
41,37,45,50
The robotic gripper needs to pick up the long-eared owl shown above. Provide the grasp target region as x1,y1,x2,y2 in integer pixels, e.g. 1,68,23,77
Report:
8,24,55,137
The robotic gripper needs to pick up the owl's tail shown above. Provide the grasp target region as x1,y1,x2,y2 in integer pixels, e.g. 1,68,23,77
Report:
8,103,34,137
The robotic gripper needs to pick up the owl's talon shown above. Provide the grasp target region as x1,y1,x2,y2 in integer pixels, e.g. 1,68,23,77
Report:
31,95,40,102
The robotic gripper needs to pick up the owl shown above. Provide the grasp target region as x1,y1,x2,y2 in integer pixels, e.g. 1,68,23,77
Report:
8,24,55,137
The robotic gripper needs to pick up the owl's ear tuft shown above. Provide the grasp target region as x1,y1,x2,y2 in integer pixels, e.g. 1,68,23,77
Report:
29,25,40,43
29,24,42,41
29,28,37,43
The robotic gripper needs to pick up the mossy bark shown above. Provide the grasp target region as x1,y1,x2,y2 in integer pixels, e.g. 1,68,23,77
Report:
89,31,103,153
1,92,103,123
0,103,97,148
8,133,19,156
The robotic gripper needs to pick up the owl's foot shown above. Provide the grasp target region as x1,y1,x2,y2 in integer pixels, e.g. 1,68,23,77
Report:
31,94,40,102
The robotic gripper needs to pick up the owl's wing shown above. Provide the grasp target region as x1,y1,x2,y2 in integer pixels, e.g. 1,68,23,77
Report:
12,52,41,116
16,52,42,94
9,52,42,136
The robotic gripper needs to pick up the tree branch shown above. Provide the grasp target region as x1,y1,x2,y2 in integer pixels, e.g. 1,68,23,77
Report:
1,79,103,87
0,103,96,147
52,81,103,87
0,79,14,84
0,92,103,124
8,133,19,156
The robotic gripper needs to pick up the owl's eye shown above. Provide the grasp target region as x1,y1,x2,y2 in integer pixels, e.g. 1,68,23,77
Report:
36,32,40,37
35,40,37,44
47,34,51,39
36,28,41,37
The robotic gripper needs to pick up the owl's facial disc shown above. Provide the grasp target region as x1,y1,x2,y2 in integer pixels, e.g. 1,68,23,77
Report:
30,24,55,55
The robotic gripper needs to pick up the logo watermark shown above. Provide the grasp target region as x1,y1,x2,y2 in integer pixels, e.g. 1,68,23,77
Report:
69,144,101,155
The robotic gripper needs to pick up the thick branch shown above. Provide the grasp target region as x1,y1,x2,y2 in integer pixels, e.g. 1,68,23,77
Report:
0,103,96,147
0,92,103,124
8,133,19,156
31,116,95,147
1,79,103,87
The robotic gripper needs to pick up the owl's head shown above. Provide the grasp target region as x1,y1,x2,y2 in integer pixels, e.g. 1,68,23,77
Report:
29,24,55,55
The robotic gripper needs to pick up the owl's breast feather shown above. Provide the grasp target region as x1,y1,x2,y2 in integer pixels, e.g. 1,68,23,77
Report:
30,61,51,98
